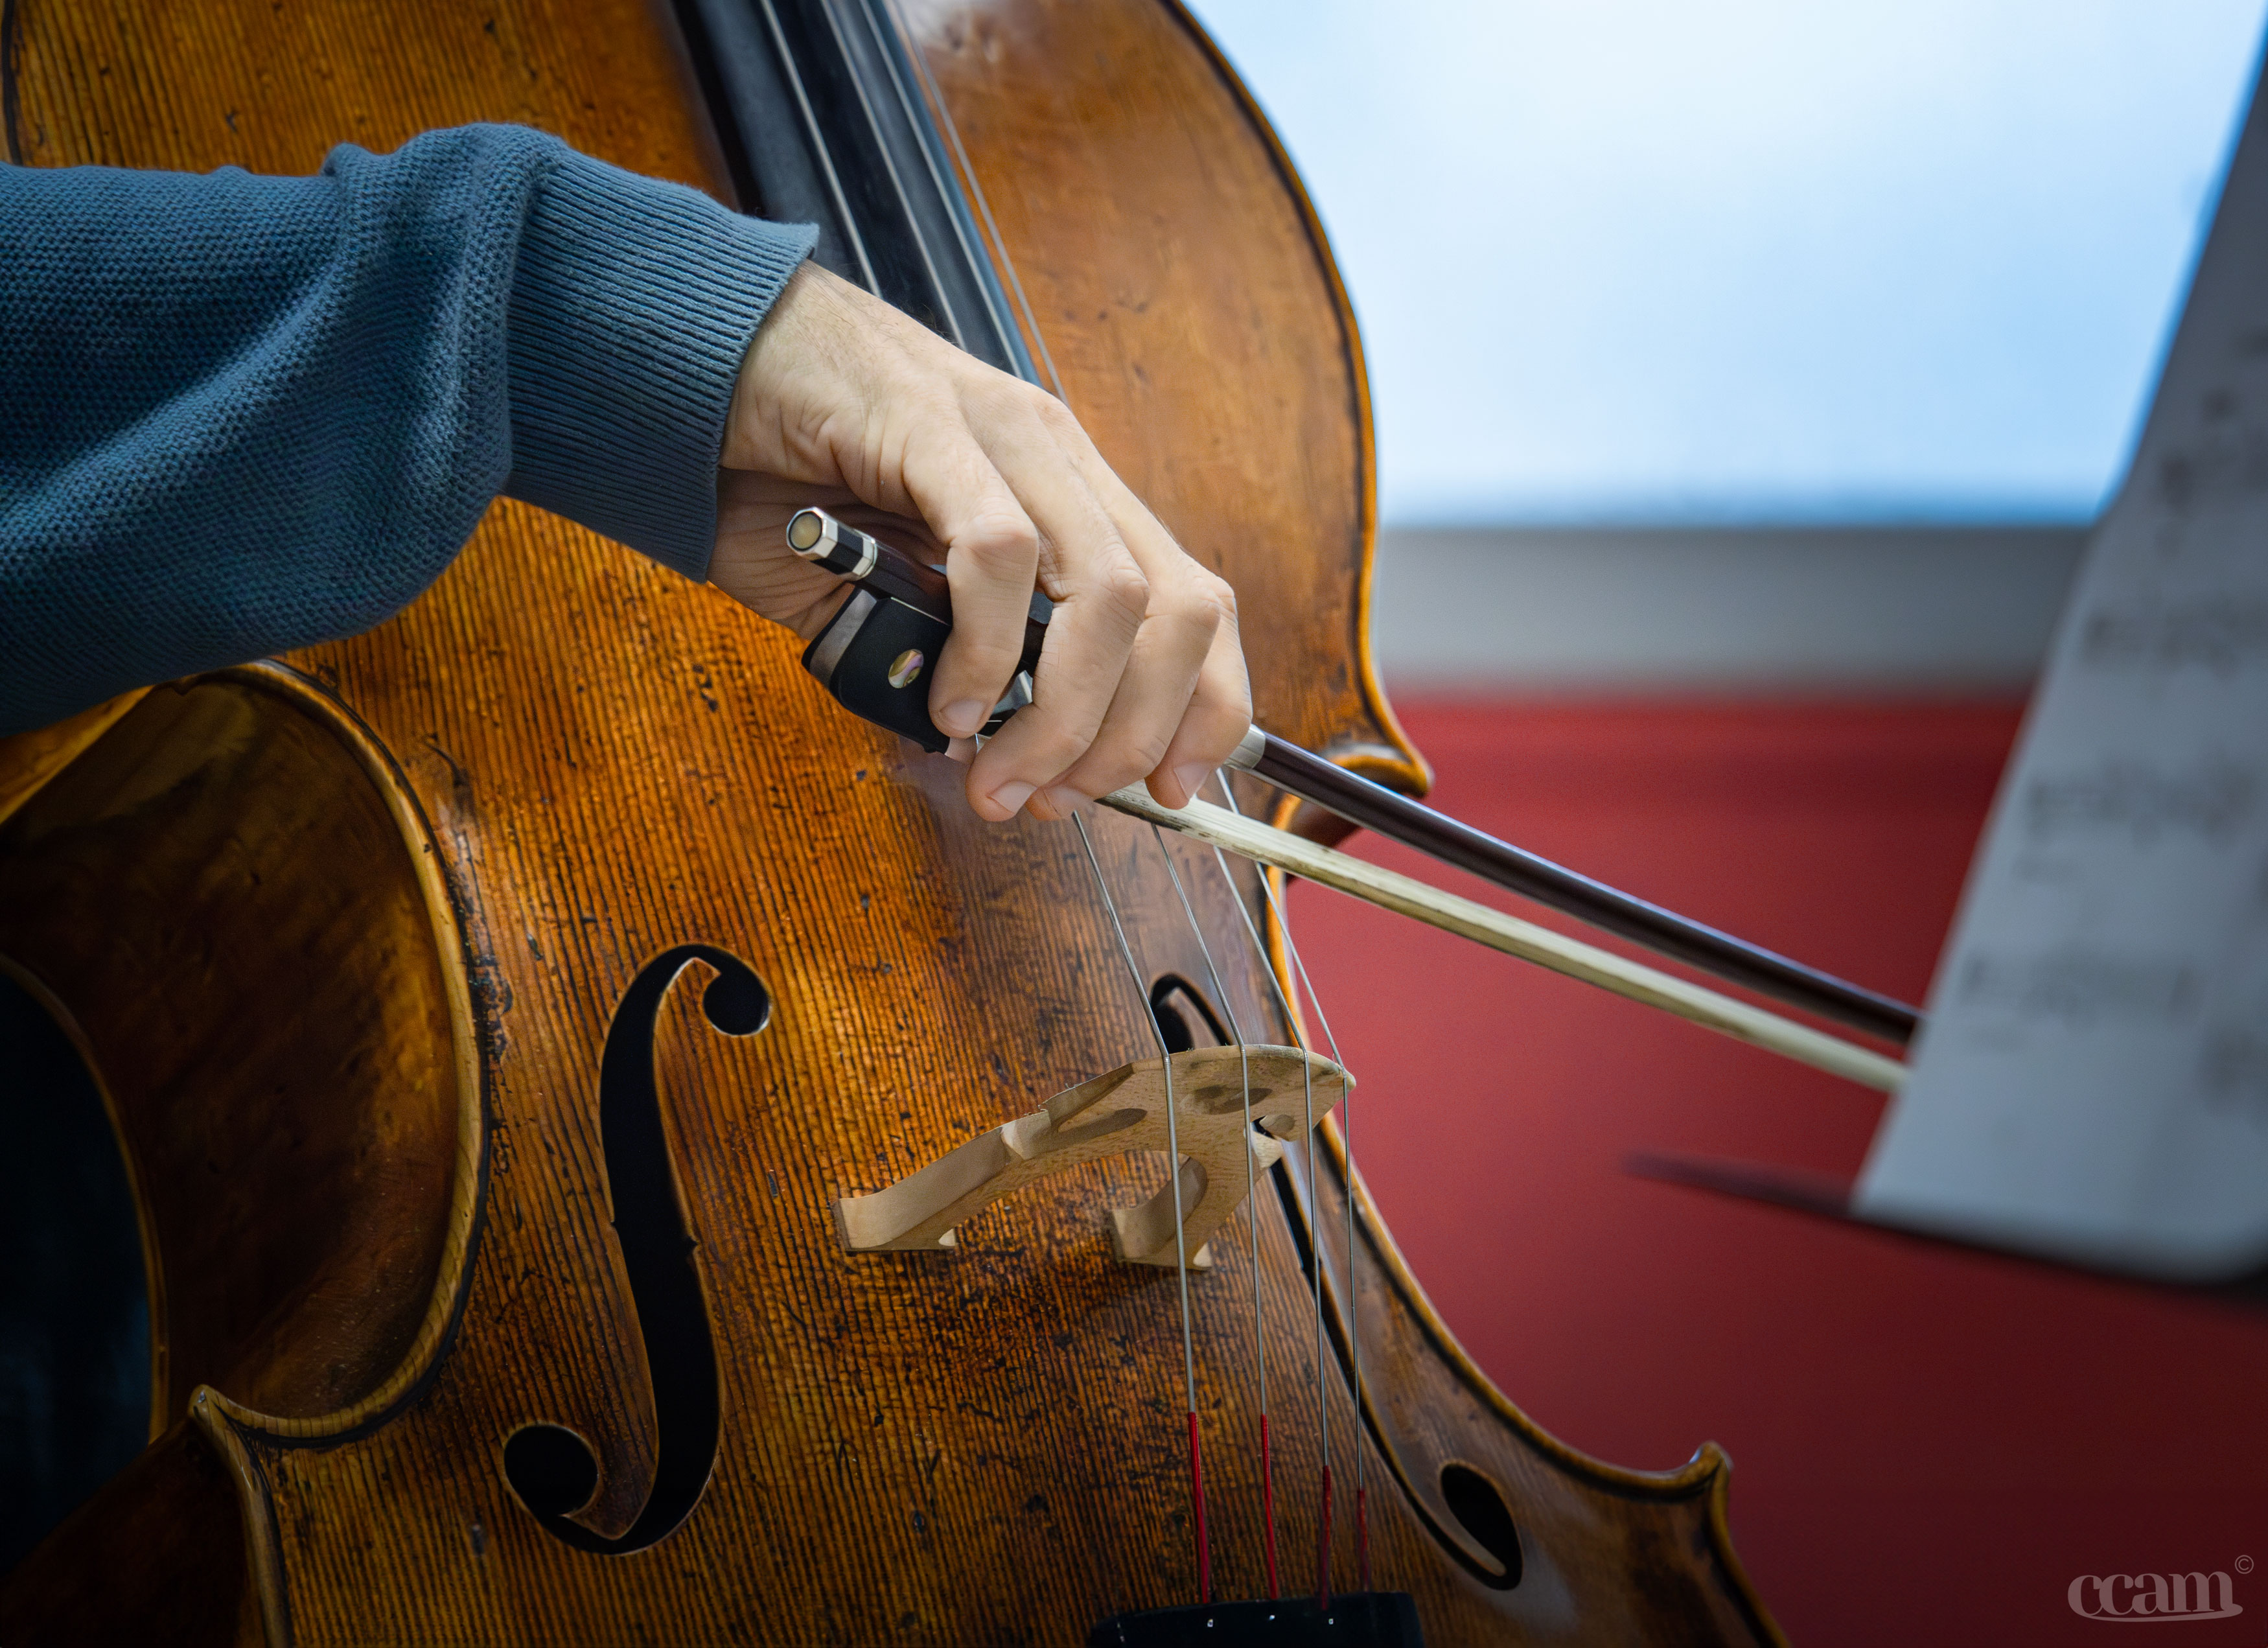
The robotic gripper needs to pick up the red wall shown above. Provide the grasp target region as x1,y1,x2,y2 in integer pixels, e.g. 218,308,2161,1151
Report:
1288,697,2268,1647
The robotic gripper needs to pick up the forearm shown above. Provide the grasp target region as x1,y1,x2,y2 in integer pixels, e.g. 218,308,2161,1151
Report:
0,126,814,734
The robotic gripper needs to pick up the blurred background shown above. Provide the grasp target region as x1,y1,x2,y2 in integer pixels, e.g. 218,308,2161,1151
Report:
1181,3,2268,1642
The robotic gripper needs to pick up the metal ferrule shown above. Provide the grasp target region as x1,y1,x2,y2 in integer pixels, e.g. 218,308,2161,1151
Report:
787,508,879,581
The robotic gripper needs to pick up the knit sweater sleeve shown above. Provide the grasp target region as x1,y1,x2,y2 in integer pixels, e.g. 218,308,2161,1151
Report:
0,126,816,735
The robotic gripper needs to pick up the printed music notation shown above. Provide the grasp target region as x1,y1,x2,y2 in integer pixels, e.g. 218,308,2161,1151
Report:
2079,596,2268,674
1949,950,2202,1027
2021,757,2260,846
1854,69,2268,1282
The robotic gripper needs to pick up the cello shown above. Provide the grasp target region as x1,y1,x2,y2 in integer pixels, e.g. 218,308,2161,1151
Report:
0,0,1799,1639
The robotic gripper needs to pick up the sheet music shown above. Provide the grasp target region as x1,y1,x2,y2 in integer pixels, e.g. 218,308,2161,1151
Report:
1853,68,2268,1282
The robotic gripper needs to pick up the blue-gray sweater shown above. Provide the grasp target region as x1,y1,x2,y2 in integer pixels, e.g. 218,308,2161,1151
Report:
0,126,817,734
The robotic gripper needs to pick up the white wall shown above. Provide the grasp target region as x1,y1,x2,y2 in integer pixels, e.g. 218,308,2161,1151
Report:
1367,526,2084,690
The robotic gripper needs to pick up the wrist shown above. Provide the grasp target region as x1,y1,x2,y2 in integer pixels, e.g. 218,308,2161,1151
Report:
502,139,816,581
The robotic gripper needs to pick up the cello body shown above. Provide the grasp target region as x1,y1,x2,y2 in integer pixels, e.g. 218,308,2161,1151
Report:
0,1,1782,1641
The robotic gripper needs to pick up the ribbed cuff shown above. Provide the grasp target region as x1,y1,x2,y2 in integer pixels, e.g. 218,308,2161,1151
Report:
502,148,816,583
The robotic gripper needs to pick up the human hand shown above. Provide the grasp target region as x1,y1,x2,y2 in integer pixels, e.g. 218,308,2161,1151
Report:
709,263,1250,823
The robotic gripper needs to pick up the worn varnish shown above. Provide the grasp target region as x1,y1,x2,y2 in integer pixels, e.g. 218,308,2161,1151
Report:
0,0,1782,1642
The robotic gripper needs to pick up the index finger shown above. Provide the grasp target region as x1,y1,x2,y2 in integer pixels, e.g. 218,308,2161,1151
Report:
956,423,1153,820
895,416,1045,741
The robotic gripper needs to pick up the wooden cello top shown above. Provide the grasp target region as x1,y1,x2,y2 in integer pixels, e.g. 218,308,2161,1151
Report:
0,1,1781,1642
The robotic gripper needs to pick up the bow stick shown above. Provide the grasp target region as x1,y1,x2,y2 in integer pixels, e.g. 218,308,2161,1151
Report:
1098,782,1905,1093
786,508,1919,1081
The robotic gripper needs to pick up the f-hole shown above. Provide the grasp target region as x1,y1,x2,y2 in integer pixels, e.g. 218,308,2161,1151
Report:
504,945,769,1553
1149,974,1230,1054
1440,1462,1523,1589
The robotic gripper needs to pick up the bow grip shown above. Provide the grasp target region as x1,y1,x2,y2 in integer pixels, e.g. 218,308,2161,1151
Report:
791,510,1050,752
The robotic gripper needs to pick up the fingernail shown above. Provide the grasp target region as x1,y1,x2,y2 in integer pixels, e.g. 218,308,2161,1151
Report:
1170,763,1213,805
939,700,986,738
1040,786,1085,817
988,780,1036,817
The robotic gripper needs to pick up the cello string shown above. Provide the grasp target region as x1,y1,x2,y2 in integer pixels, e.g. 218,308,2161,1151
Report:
1212,777,1334,1607
1071,813,1210,1604
844,0,1004,356
878,46,1223,1557
1201,827,1325,1601
1253,858,1367,1594
824,31,1294,1591
1219,779,1375,1603
1146,823,1277,1599
882,0,1067,400
750,0,880,293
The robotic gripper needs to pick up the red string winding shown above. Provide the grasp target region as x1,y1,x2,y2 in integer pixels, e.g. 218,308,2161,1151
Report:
1260,1413,1279,1597
1356,1485,1371,1592
1187,1410,1210,1605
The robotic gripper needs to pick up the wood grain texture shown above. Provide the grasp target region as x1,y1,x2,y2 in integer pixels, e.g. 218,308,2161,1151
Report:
1,0,1782,1640
897,0,1426,791
0,1419,259,1648
0,672,475,1430
0,688,147,827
